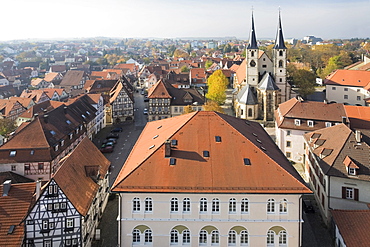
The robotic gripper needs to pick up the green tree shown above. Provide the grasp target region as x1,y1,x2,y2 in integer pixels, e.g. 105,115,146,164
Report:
182,105,195,114
291,69,317,98
0,118,16,136
206,70,229,105
203,100,224,113
180,65,190,72
205,60,213,69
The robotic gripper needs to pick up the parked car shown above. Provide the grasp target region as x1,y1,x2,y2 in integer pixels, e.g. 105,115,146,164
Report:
111,127,123,132
101,142,115,148
143,108,148,115
141,91,144,95
100,146,114,153
144,96,149,102
103,138,117,144
303,200,315,213
107,133,119,139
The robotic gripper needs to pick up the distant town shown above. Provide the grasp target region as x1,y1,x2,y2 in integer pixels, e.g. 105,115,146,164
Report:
0,12,369,247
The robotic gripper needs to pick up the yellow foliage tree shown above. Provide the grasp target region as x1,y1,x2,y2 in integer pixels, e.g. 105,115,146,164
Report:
203,100,224,113
206,70,229,105
182,105,195,114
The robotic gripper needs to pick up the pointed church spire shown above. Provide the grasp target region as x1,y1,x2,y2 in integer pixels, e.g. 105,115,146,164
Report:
274,9,287,49
247,10,258,49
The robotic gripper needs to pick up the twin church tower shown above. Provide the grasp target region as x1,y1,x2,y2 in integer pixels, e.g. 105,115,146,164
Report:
235,11,291,121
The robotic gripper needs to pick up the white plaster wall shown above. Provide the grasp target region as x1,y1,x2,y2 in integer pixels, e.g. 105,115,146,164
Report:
277,128,306,164
326,85,370,105
119,193,303,247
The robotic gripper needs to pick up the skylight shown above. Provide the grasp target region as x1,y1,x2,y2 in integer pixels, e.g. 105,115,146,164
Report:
157,125,162,129
171,140,178,146
243,158,251,166
50,130,56,135
149,145,155,150
203,151,210,157
66,120,71,125
153,135,159,139
9,151,16,157
215,136,222,142
170,158,176,165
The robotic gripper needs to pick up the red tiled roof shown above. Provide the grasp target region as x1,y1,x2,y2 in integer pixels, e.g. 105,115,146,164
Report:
344,105,370,129
331,209,370,247
148,80,172,99
235,59,246,85
112,111,310,194
324,69,370,88
0,182,36,246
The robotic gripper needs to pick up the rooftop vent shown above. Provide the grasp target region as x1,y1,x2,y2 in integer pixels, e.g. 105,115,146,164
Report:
157,125,162,129
256,139,262,143
243,158,251,166
260,146,266,151
203,151,210,157
2,180,11,196
252,133,257,137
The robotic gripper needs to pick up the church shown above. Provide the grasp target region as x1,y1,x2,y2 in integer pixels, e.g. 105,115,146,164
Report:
234,12,292,122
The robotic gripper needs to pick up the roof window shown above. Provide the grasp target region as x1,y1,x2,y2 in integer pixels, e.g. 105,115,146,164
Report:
171,140,178,146
170,158,176,166
203,151,210,157
9,151,16,157
215,136,222,142
243,158,251,166
66,120,71,125
157,125,162,129
149,145,155,150
50,130,56,135
153,135,159,139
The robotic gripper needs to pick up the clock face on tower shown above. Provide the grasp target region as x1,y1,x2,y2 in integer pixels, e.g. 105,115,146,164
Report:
249,60,256,67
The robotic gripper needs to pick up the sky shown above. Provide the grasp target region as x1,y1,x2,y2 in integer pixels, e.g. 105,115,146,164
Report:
2,0,370,41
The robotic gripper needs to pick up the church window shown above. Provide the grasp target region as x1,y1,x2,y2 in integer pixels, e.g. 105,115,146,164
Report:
248,108,253,117
250,60,256,67
251,51,254,57
262,64,267,68
279,60,283,68
280,78,282,82
279,50,283,56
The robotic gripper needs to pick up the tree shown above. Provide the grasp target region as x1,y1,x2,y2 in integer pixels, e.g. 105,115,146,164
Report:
180,65,190,72
205,60,213,69
182,105,195,114
206,70,229,105
0,118,16,136
291,69,317,98
203,100,224,113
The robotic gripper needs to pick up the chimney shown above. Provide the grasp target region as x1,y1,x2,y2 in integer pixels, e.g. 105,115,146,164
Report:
164,140,171,158
36,180,41,200
44,114,48,123
2,180,11,196
355,130,361,143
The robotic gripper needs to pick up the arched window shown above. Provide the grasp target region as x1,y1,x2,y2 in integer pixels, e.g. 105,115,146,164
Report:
248,108,253,117
200,198,207,212
199,230,207,244
133,197,140,212
279,50,283,56
183,198,190,212
250,60,256,67
229,198,236,213
228,230,236,245
183,229,191,244
267,230,275,245
280,199,288,213
211,230,219,244
145,198,153,212
212,198,220,213
170,229,179,244
241,198,249,213
267,199,275,213
132,229,140,243
171,198,178,212
251,51,255,57
240,230,249,245
279,230,287,245
279,60,283,68
144,229,152,243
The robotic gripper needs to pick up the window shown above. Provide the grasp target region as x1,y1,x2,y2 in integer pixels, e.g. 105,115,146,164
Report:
348,167,356,175
228,230,236,245
183,198,190,212
38,163,44,170
279,230,287,245
200,198,207,212
286,152,291,158
248,108,253,117
325,122,332,128
11,165,16,171
203,151,210,157
171,198,178,212
145,198,152,212
133,197,140,212
42,220,49,230
307,120,314,127
60,140,64,146
199,230,207,244
211,230,219,244
279,50,283,56
346,187,354,199
286,141,291,148
251,51,254,57
278,60,283,68
144,229,152,243
241,230,249,245
25,164,30,170
267,199,275,213
133,229,140,243
286,130,291,136
212,198,220,213
294,119,301,126
48,184,58,197
9,150,16,157
215,136,222,143
54,145,59,152
66,218,74,230
229,198,236,213
44,240,52,247
249,60,256,67
262,64,267,68
344,88,348,91
183,229,190,244
280,199,288,213
332,86,336,90
357,96,361,101
170,229,179,244
241,198,249,213
344,95,348,99
267,230,275,245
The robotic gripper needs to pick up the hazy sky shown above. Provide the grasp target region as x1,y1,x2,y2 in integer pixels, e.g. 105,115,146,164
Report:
2,0,369,41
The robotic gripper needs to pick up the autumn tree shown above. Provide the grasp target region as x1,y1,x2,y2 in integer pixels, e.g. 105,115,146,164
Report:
182,105,195,114
180,65,190,72
206,70,229,105
203,100,224,113
288,67,317,98
0,118,16,136
205,60,213,69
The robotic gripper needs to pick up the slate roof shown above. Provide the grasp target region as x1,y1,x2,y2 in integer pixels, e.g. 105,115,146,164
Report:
247,12,258,49
331,209,370,247
258,73,279,90
0,171,34,184
274,12,287,49
53,138,110,216
112,111,310,194
0,182,36,246
236,84,258,105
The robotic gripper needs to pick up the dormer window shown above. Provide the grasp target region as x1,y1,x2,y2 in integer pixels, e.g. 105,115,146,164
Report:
294,119,301,126
325,122,332,128
61,140,64,146
348,167,356,175
343,156,359,176
9,150,16,157
55,145,59,152
307,120,314,127
69,133,73,139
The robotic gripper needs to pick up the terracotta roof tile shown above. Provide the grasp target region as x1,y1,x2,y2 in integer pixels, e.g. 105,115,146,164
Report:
235,59,246,85
148,80,172,99
344,105,370,129
112,111,310,194
324,69,370,88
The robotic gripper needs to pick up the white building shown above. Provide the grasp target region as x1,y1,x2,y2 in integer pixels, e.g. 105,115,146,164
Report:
324,69,370,106
112,111,311,247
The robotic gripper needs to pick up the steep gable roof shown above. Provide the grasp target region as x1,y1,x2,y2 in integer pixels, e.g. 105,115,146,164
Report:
235,59,246,85
60,70,85,86
112,111,310,194
148,79,172,99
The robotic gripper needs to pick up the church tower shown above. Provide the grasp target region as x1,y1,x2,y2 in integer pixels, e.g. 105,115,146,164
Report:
273,11,289,102
245,12,259,89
